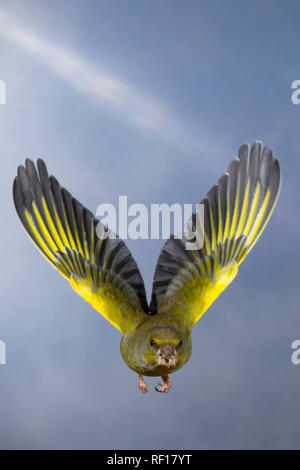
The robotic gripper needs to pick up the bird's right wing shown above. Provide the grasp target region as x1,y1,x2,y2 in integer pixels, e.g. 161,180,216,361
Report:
13,159,150,335
150,142,281,329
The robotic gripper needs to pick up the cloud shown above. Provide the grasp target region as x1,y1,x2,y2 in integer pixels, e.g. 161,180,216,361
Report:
0,6,215,158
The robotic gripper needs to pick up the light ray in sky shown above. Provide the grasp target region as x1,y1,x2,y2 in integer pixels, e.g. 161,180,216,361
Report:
0,7,217,158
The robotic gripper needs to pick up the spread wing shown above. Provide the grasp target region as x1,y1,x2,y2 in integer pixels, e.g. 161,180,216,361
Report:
150,141,281,329
13,159,150,335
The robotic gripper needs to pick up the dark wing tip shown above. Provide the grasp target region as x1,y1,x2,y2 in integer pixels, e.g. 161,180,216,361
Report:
37,158,49,181
12,175,23,210
25,157,34,166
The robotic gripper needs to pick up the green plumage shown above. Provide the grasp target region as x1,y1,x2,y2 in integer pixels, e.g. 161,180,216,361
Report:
13,141,281,391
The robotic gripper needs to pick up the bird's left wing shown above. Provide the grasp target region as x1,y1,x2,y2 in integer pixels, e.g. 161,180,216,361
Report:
149,142,281,330
13,159,150,334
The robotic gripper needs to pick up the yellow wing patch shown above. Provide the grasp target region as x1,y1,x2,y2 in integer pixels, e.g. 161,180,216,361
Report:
164,262,238,329
69,277,143,333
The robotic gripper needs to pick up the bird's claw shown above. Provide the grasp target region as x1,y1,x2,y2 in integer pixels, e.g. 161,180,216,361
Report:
155,375,172,393
138,375,149,393
138,374,172,393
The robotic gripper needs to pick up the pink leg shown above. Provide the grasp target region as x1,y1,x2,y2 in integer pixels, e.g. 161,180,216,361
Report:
155,375,172,393
138,375,149,393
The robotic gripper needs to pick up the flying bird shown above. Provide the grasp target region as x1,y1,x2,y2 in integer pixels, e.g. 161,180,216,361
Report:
13,141,281,393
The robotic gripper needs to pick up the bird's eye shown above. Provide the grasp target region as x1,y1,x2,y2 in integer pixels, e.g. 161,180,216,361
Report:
179,340,183,347
150,339,155,347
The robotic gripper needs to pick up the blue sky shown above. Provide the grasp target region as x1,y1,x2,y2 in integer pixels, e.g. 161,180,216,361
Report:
0,0,300,449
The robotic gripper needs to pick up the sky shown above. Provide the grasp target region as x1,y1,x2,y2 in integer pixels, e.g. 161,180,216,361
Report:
0,0,300,450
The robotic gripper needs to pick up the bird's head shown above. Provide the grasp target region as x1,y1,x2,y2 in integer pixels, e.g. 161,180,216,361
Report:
142,326,187,371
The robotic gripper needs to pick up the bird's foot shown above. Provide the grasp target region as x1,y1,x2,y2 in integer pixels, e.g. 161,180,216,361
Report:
155,375,172,393
138,375,149,393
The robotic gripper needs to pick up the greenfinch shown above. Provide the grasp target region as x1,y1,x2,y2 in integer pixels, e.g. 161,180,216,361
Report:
13,141,280,393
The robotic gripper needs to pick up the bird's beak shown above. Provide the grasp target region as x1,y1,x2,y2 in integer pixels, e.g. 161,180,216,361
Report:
157,344,176,368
